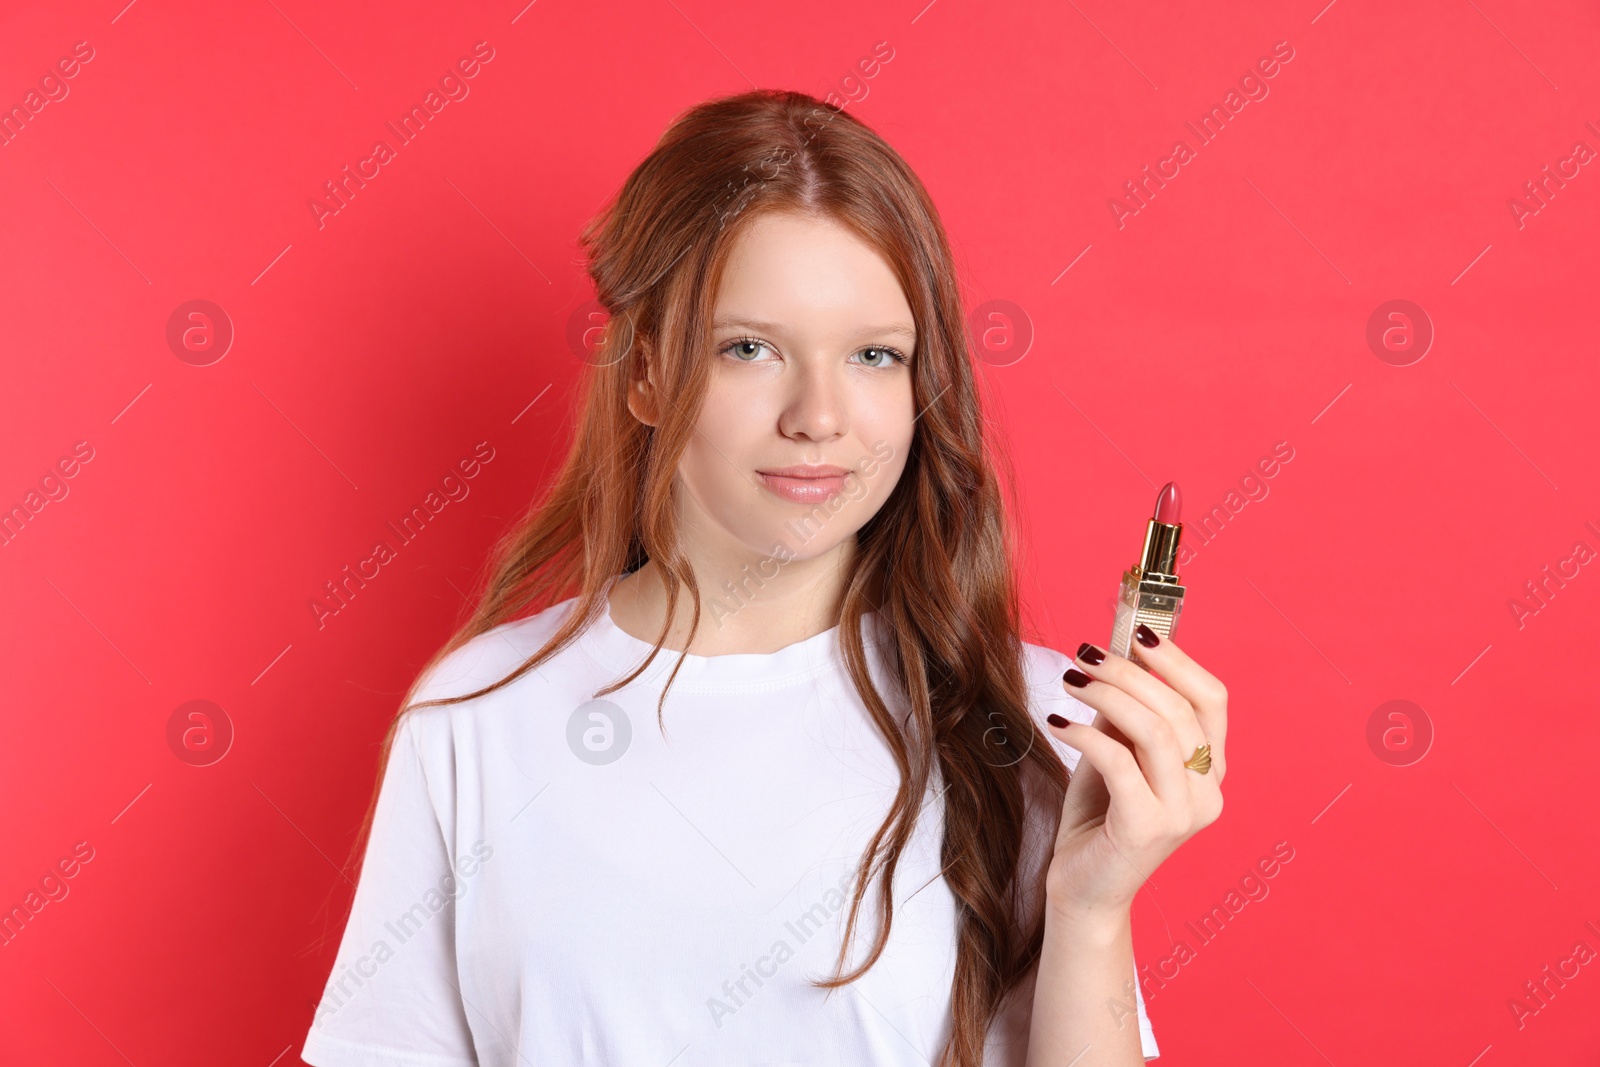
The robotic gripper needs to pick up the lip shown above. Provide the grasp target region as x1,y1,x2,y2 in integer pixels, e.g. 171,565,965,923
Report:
756,464,852,503
757,464,850,478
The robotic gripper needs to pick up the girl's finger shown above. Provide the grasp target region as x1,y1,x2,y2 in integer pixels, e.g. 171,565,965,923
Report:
1046,710,1160,815
1058,670,1189,804
1113,629,1228,766
1071,641,1206,752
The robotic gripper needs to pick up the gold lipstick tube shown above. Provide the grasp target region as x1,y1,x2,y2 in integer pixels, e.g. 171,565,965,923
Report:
1108,503,1185,671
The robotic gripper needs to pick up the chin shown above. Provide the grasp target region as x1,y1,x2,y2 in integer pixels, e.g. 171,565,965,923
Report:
722,515,850,566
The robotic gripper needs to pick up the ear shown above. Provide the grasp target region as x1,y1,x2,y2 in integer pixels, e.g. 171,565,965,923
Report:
625,338,660,428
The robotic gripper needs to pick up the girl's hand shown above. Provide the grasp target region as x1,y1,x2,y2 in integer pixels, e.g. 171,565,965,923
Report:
1042,625,1228,922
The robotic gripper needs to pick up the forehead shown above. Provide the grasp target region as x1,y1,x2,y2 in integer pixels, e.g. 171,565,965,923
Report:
712,212,915,341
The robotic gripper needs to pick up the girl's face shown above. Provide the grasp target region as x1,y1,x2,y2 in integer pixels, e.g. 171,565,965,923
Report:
637,210,918,567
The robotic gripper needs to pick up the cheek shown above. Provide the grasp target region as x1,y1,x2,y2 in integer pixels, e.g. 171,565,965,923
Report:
676,392,761,507
878,373,917,437
676,434,747,513
854,391,917,499
859,449,908,512
696,369,770,452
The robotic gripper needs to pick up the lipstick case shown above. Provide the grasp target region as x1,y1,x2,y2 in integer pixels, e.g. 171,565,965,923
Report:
1109,512,1185,670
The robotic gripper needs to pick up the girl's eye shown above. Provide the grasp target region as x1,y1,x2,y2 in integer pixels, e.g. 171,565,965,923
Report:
853,346,910,368
722,338,772,362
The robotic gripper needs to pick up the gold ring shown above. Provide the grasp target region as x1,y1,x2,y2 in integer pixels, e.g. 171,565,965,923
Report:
1184,743,1212,775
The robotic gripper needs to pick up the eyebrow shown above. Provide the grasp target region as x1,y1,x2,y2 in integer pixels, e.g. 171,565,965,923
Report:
710,317,917,343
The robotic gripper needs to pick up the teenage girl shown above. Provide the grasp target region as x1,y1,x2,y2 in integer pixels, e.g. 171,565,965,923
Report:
302,88,1227,1067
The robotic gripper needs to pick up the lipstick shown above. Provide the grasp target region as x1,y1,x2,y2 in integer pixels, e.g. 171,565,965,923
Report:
1109,481,1186,670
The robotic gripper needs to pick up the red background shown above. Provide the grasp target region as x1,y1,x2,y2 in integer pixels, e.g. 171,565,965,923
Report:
2,0,1597,1063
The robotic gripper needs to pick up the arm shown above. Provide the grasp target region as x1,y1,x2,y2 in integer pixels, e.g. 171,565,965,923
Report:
1024,629,1229,1066
1025,903,1142,1067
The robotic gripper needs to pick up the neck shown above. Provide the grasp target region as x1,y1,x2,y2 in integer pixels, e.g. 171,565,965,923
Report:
608,537,859,656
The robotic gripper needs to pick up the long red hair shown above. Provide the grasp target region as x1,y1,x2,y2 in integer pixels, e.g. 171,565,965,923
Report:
341,88,1071,1066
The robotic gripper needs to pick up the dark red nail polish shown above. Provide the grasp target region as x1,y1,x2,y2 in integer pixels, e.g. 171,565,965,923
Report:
1076,642,1106,666
1135,624,1160,648
1063,668,1091,688
1047,713,1069,728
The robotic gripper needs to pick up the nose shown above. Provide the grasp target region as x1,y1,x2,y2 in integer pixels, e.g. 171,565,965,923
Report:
777,356,847,443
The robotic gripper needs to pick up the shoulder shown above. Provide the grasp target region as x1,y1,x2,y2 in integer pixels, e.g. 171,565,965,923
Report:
400,595,586,737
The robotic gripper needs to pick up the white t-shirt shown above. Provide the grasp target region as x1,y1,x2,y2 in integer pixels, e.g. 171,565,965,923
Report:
301,579,1159,1066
